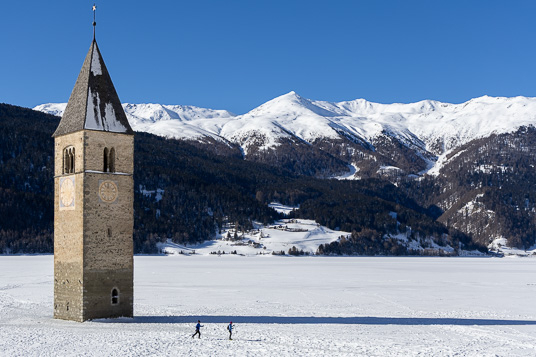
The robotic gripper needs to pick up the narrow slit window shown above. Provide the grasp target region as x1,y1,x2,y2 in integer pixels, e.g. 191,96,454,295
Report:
103,148,109,172
63,149,67,174
70,149,75,173
109,147,115,173
63,146,75,174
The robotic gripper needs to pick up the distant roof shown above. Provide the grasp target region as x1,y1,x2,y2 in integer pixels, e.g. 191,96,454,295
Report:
53,40,134,137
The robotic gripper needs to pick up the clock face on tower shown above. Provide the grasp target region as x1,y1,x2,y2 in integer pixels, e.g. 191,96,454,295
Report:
99,180,118,203
59,177,75,210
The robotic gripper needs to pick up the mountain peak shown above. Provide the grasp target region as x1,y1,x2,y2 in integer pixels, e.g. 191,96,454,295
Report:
268,91,305,104
246,91,338,118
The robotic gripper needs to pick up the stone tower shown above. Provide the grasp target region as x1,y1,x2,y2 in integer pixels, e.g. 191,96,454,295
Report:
53,36,134,322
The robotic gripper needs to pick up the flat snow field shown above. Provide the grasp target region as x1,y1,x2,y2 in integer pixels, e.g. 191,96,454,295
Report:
1,256,535,356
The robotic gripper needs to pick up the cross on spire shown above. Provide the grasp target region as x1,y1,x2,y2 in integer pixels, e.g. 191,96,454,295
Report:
92,4,97,40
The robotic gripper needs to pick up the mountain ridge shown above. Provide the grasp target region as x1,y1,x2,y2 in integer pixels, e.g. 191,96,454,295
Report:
35,93,536,178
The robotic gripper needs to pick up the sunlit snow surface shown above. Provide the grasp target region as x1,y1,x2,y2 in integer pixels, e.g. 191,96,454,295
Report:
157,203,346,257
1,256,535,356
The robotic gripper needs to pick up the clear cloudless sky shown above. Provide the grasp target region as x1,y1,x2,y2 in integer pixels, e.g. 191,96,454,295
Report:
1,0,536,114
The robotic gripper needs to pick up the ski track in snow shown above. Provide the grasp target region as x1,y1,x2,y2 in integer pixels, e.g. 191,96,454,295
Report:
0,256,535,356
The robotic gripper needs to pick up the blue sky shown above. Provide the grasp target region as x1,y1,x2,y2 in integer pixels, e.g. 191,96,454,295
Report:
1,1,535,114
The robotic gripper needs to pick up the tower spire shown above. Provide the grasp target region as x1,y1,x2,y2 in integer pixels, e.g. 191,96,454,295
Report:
53,33,133,137
92,4,97,40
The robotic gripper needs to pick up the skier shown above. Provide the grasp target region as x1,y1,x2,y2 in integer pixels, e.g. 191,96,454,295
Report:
227,321,233,340
192,320,203,339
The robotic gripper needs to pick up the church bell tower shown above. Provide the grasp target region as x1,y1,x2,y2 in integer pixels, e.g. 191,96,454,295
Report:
53,13,134,321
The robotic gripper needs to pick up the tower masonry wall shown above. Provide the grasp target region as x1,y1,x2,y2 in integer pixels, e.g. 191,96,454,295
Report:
81,131,134,320
83,130,134,174
83,172,133,270
54,132,86,322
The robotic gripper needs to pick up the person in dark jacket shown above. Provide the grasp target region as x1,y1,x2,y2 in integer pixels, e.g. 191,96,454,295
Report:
192,320,203,338
227,321,233,340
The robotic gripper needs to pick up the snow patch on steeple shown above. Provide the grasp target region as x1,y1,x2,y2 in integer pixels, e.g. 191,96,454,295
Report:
85,87,101,130
104,102,127,132
90,45,103,76
85,87,128,132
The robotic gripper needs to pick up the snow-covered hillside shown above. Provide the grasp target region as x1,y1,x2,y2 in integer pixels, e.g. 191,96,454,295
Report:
154,203,473,257
158,218,347,256
36,93,536,151
35,93,536,174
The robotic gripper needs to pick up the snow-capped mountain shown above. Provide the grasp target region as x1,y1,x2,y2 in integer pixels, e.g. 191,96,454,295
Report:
35,92,536,178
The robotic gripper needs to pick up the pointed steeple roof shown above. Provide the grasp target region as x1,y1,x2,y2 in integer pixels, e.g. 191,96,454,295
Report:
53,40,134,137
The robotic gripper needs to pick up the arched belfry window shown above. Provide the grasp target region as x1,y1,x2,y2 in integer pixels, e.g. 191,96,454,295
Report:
103,147,116,173
63,146,75,174
109,148,116,173
103,148,109,172
111,288,119,305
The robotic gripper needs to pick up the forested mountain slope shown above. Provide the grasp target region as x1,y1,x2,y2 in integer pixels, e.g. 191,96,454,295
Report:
402,126,536,250
0,103,481,254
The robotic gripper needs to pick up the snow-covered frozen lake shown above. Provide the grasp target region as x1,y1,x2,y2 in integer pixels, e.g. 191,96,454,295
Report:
1,256,535,356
